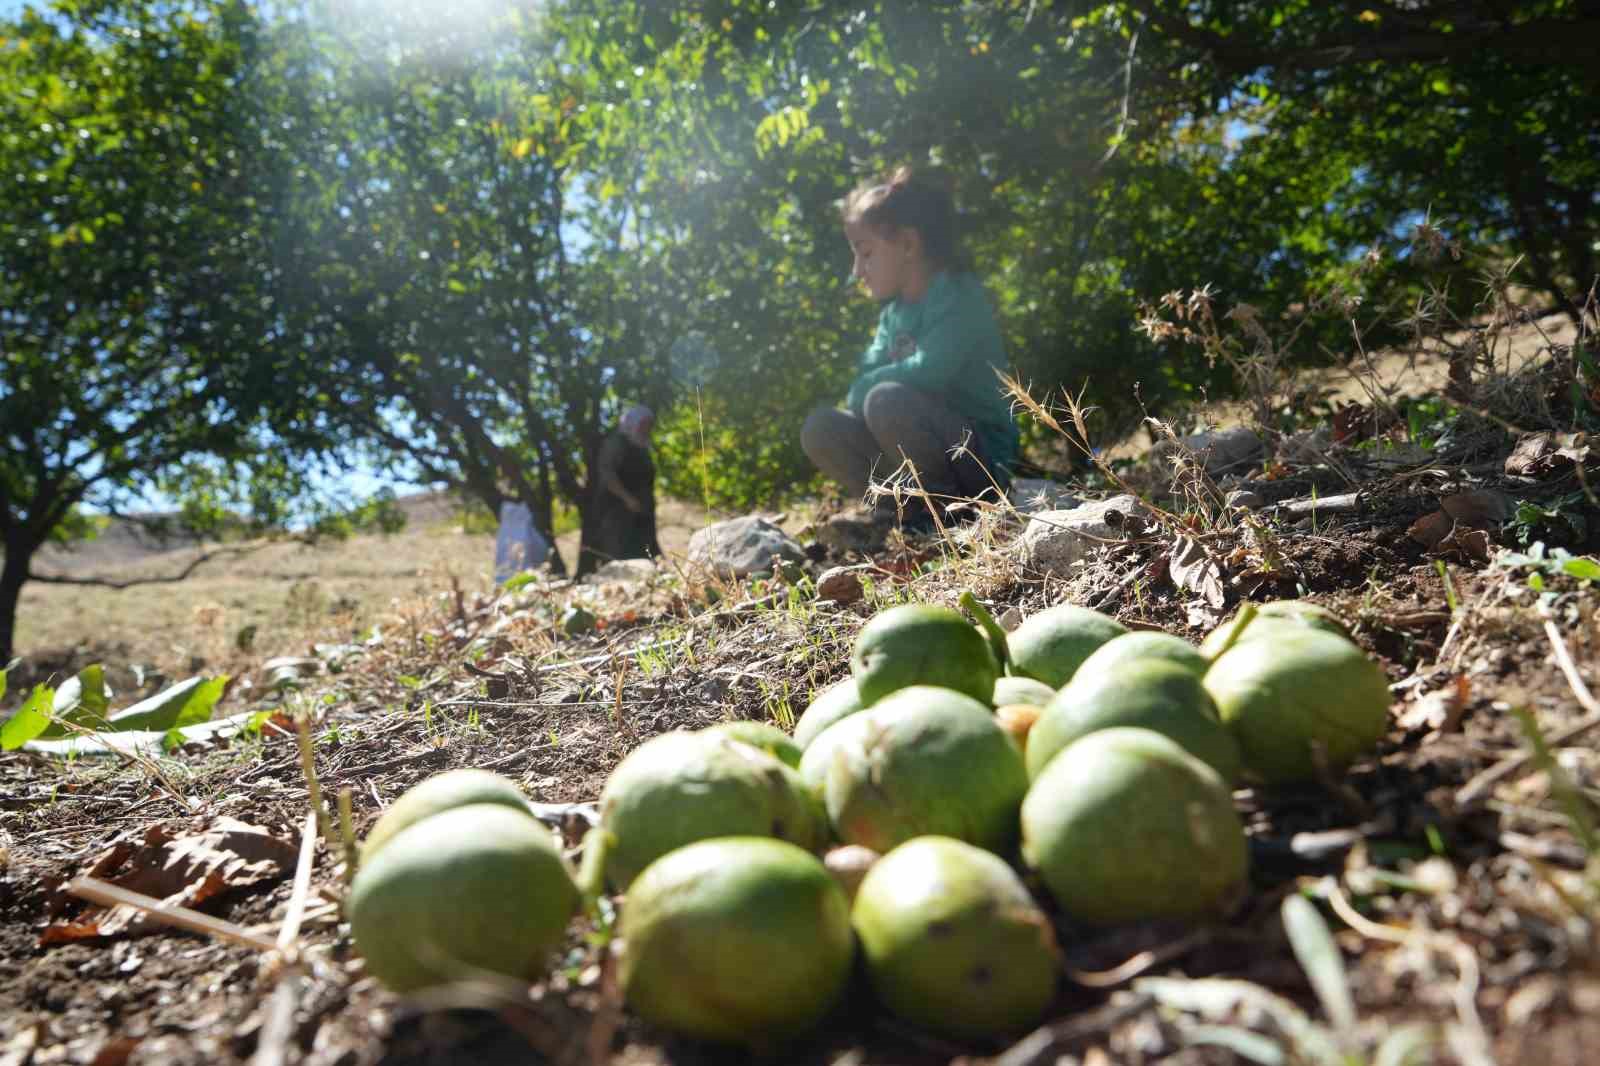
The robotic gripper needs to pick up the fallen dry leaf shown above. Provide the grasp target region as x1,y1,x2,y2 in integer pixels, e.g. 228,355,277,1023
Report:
1439,488,1512,527
41,818,297,945
1504,431,1591,478
1396,675,1471,734
1168,535,1226,610
1436,527,1493,564
1408,509,1454,550
87,1036,142,1066
1184,598,1226,629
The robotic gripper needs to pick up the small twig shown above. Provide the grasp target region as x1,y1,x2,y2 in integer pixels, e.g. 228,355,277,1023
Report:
252,812,319,1066
28,539,274,589
428,696,675,712
992,992,1158,1066
586,946,624,1066
1497,830,1592,868
610,661,636,740
1545,617,1600,713
527,593,783,681
1326,881,1491,1063
65,877,279,953
295,717,334,848
1067,928,1212,988
1273,492,1363,518
277,811,319,951
336,789,358,884
1087,558,1155,612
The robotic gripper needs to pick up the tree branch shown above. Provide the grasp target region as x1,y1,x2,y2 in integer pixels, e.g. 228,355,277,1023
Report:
28,541,273,590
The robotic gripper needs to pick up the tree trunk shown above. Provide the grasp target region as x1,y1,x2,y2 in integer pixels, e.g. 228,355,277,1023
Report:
0,533,38,665
573,478,600,579
534,449,568,578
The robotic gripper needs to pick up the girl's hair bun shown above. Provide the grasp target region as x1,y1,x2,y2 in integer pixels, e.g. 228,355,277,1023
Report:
841,165,968,271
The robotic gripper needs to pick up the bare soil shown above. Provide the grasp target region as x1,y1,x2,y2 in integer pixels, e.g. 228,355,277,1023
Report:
5,318,1600,1066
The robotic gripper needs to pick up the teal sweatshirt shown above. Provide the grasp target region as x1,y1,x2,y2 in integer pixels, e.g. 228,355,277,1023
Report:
844,270,1019,480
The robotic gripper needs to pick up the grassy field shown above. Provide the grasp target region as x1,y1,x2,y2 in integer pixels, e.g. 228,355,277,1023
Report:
13,491,728,687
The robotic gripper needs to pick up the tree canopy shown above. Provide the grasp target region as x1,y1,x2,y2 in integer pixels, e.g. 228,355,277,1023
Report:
0,0,341,662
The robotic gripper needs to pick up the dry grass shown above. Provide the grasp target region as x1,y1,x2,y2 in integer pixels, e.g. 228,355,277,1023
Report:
1100,276,1582,464
12,492,731,687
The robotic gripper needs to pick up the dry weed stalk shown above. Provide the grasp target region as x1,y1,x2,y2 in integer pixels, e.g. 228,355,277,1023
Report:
65,876,280,953
1323,881,1494,1066
1126,215,1587,468
254,810,321,1066
1000,371,1222,539
1457,618,1600,810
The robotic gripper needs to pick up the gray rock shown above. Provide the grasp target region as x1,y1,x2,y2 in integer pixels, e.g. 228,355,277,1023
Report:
688,515,807,579
1280,427,1333,464
1225,489,1265,511
588,558,657,584
1156,426,1264,476
1008,477,1081,516
1017,494,1149,575
810,507,890,557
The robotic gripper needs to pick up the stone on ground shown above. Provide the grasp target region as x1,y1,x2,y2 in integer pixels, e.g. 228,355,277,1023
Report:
1017,495,1148,575
688,515,806,578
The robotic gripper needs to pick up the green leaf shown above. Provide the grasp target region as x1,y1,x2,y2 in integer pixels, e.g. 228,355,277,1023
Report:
1182,1023,1287,1065
23,707,259,759
2,684,56,750
1281,894,1358,1039
1561,556,1600,581
42,664,113,736
501,570,539,592
1372,1022,1440,1066
96,676,225,734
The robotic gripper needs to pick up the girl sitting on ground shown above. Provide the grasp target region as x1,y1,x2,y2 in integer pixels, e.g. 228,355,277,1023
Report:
800,166,1018,532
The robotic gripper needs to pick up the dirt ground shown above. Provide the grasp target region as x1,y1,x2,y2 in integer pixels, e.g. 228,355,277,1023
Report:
4,310,1600,1066
14,493,733,694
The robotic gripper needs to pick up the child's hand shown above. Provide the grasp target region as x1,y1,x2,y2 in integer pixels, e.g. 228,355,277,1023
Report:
888,332,916,363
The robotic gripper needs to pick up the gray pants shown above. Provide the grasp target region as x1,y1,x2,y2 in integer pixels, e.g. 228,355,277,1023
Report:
801,382,992,503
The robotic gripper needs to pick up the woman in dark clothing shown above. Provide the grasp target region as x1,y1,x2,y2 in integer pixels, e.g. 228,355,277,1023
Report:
577,405,663,577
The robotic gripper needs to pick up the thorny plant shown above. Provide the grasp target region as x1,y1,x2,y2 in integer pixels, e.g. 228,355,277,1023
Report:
1134,215,1597,460
1001,370,1244,538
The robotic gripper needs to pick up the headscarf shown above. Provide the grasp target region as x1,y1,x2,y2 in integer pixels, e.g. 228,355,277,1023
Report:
619,404,655,447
